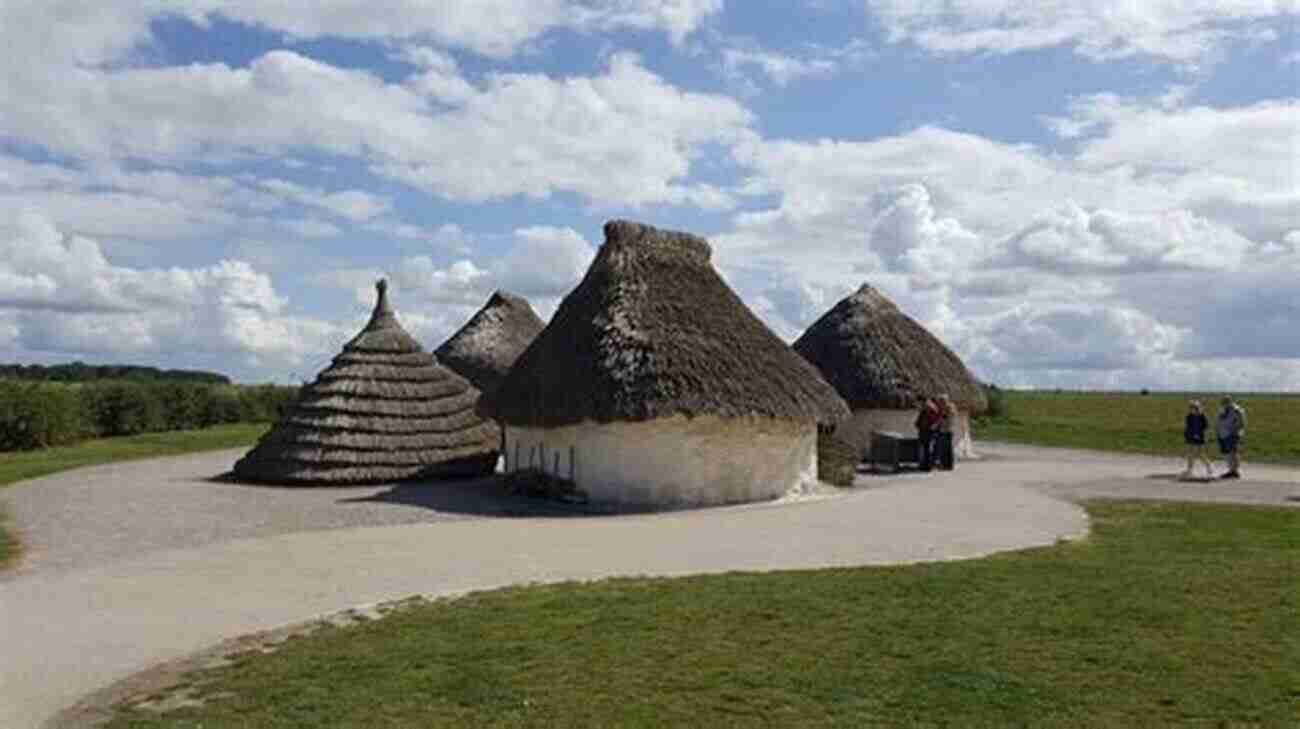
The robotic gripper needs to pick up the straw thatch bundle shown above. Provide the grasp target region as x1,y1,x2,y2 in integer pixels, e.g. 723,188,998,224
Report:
793,284,986,413
434,290,545,395
232,280,500,485
480,220,848,427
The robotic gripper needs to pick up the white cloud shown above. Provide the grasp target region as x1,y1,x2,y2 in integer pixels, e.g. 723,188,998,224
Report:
1000,203,1254,273
379,52,752,206
0,1,721,76
968,303,1185,372
0,212,344,367
718,38,872,89
258,179,393,221
4,46,750,209
321,225,598,347
721,48,838,87
497,226,599,298
865,0,1294,66
720,92,1299,390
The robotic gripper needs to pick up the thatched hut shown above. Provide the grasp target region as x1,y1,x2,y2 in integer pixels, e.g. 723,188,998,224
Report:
232,280,500,485
479,220,849,508
793,283,987,459
434,290,545,395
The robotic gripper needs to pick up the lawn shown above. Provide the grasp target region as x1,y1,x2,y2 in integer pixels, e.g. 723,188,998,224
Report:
0,423,267,568
976,391,1300,465
107,501,1299,729
0,422,268,490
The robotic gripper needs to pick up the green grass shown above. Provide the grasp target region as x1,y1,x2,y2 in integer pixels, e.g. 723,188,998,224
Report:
107,501,1300,729
0,423,268,489
0,507,17,568
976,391,1300,465
0,423,267,569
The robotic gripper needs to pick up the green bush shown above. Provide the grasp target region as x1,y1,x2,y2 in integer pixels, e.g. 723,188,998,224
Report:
983,384,1008,420
81,381,168,437
200,386,244,427
817,426,859,487
157,382,209,431
237,384,298,423
0,381,85,450
0,378,299,452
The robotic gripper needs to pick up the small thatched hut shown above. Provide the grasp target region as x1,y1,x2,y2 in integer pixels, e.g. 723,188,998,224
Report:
232,280,500,485
793,283,987,459
480,220,849,508
434,290,545,395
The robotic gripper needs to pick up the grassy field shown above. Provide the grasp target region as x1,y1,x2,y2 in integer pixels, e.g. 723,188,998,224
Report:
0,423,267,568
106,501,1299,729
976,391,1300,465
0,422,267,490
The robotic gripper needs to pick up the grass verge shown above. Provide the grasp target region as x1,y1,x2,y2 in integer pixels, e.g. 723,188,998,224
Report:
0,423,267,490
0,423,267,570
976,391,1300,465
107,501,1299,729
0,506,17,568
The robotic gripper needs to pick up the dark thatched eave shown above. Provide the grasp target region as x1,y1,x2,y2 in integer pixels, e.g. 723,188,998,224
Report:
232,279,500,485
434,290,545,395
793,284,987,413
479,220,849,428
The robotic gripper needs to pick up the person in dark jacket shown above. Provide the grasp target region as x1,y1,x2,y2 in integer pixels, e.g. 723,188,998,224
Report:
914,395,939,471
1216,396,1247,479
1181,400,1213,480
936,394,957,471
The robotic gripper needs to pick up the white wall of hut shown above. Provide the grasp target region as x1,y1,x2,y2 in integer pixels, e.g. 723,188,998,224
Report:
502,414,818,507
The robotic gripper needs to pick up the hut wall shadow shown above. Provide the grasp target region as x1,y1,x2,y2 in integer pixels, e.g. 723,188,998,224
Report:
1145,473,1214,483
337,477,613,518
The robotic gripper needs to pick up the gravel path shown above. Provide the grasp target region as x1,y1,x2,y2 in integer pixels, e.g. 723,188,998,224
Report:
1,442,1296,728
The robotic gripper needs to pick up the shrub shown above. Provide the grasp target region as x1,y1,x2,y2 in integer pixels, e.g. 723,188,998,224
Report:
80,381,167,437
158,382,209,431
0,378,299,452
983,384,1008,420
816,426,859,487
237,384,298,423
0,381,85,450
200,386,244,427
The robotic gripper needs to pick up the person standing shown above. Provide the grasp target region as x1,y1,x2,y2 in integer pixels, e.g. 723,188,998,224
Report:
914,395,939,471
1181,400,1213,480
936,394,957,471
1215,396,1247,479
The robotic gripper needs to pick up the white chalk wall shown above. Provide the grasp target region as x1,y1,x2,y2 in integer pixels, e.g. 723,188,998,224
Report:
835,409,977,460
503,415,817,508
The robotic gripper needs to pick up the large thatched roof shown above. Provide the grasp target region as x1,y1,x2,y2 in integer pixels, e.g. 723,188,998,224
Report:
232,280,500,485
480,220,849,428
434,290,545,395
793,284,986,412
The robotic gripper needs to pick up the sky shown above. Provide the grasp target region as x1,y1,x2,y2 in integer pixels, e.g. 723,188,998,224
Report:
0,1,1297,390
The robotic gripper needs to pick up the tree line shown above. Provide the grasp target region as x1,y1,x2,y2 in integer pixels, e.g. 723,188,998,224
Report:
0,380,297,451
0,362,230,384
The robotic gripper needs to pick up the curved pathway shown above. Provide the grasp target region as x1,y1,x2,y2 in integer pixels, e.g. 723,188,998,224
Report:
2,444,1297,728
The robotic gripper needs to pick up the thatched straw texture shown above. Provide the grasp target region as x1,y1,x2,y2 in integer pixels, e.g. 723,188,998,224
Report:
481,220,849,428
793,284,986,413
434,290,545,394
232,280,499,485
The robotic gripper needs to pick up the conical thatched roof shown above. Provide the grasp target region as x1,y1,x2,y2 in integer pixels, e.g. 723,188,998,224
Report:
793,284,987,413
480,220,849,428
434,290,545,395
232,280,500,485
